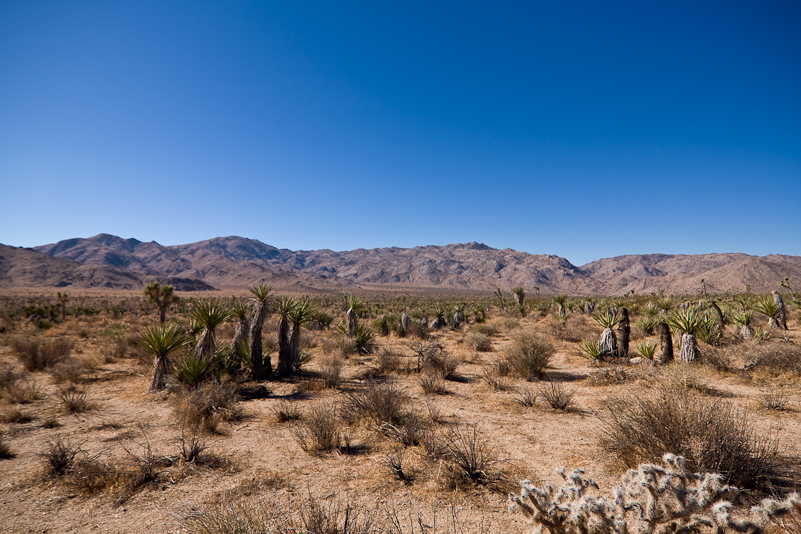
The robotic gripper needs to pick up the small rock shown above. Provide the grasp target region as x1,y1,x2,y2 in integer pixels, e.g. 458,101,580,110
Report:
629,357,643,365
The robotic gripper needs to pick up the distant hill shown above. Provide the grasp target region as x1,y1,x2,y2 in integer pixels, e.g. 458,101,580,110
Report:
0,233,792,295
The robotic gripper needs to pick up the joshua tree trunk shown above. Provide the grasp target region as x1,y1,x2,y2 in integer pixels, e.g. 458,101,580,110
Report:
401,313,410,334
617,308,630,358
585,301,595,314
659,322,673,364
710,301,725,331
278,315,291,373
773,291,787,330
453,311,464,328
599,328,617,357
249,303,269,379
679,333,697,362
232,316,250,351
193,329,214,360
346,308,357,337
150,356,170,392
557,303,566,317
280,323,299,377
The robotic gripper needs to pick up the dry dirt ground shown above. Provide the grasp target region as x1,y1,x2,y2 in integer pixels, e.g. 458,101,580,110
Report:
1,296,800,534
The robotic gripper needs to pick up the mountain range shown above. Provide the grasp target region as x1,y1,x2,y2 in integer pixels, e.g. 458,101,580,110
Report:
0,233,799,295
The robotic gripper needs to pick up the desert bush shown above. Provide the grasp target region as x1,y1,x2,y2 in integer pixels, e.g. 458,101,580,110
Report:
374,348,408,375
5,379,42,403
49,357,86,384
1,407,34,424
182,498,295,534
443,424,497,485
636,315,659,335
600,386,782,490
745,343,801,377
173,352,214,388
298,493,375,534
270,400,302,423
40,438,85,478
510,454,800,534
585,366,634,386
480,365,509,391
498,317,520,331
318,354,344,388
657,363,711,394
67,457,121,496
468,323,497,337
0,432,14,459
178,380,242,434
378,412,429,447
0,363,20,391
353,324,377,354
419,372,448,395
293,403,341,453
342,381,407,426
513,385,538,407
503,331,555,381
464,332,492,352
760,388,790,411
11,336,73,371
539,380,576,411
57,386,91,413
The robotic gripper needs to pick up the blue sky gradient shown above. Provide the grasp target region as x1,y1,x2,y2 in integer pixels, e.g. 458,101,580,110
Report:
1,1,799,265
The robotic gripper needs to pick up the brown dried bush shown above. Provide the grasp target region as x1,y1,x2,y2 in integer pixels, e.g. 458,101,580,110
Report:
293,403,341,453
11,336,73,371
341,381,407,427
600,386,783,490
503,331,555,381
178,380,242,434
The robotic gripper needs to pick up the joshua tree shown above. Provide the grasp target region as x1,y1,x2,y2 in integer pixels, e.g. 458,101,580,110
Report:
494,287,506,312
710,300,726,331
700,278,707,296
453,304,465,328
282,298,315,377
431,306,447,329
143,281,177,324
733,311,754,340
593,311,619,357
401,312,410,333
772,290,788,330
230,298,250,352
187,298,231,360
140,324,188,391
511,287,526,307
617,307,630,357
754,295,781,329
658,321,673,363
57,292,69,322
553,294,568,318
668,308,703,363
248,284,272,379
534,286,540,298
275,296,296,374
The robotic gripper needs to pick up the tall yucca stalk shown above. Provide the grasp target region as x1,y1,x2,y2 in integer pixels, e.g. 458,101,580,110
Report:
140,324,188,391
668,309,703,363
248,284,272,379
188,299,232,360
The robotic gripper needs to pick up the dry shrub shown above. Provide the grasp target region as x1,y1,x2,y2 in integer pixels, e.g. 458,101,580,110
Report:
178,380,242,434
760,388,790,411
1,407,34,424
0,432,14,459
513,385,538,407
600,386,782,490
182,498,295,534
57,386,92,413
49,357,86,384
40,438,85,478
745,342,801,377
378,411,429,447
503,331,555,381
270,400,302,423
585,366,635,386
0,363,20,391
538,380,576,411
497,317,520,331
657,363,713,395
443,424,498,485
405,321,428,340
68,457,121,495
464,332,492,352
12,336,73,371
318,354,344,388
298,493,375,534
468,323,497,337
419,372,448,395
701,345,739,374
374,348,409,375
548,314,596,343
342,381,407,427
480,366,508,391
293,402,341,453
6,379,43,403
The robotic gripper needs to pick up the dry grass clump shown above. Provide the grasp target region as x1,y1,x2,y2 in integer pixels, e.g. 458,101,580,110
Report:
40,438,85,478
745,342,801,377
11,336,73,371
468,323,497,337
585,366,635,386
0,363,21,391
373,348,409,375
464,332,493,352
0,432,15,459
1,407,34,424
538,380,576,411
341,381,408,427
293,402,342,453
512,385,538,407
56,386,92,413
503,330,555,381
269,400,302,422
318,354,344,388
49,357,87,384
481,365,509,391
420,371,448,395
656,363,715,395
442,424,499,486
177,380,242,434
760,388,791,411
547,314,596,342
600,386,782,490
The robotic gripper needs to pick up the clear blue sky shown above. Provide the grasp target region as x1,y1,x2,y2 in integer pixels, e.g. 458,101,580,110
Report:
1,1,799,266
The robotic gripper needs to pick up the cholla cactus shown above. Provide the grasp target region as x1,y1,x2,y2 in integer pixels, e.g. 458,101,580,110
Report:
510,454,799,534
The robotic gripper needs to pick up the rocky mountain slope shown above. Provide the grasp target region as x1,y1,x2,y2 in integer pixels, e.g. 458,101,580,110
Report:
0,234,794,295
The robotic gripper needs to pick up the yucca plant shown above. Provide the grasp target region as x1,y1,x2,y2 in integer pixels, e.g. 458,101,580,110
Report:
553,295,568,317
282,298,315,377
636,315,659,335
578,339,601,360
642,302,659,317
754,295,781,329
275,296,297,376
247,284,272,379
637,340,657,360
353,324,377,354
139,324,189,391
593,310,619,356
173,351,214,388
696,313,722,345
229,298,250,352
668,309,703,362
732,310,754,340
187,299,232,360
511,287,526,307
654,297,673,314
